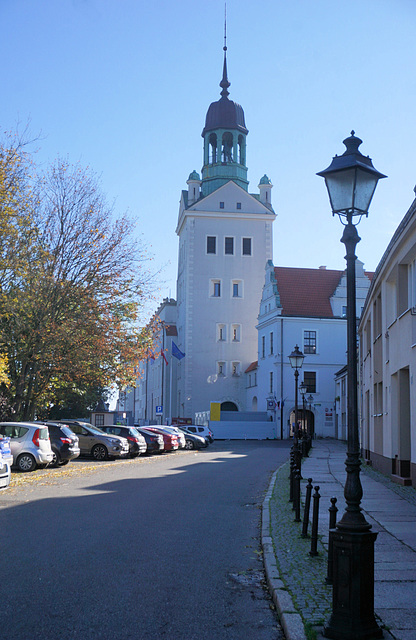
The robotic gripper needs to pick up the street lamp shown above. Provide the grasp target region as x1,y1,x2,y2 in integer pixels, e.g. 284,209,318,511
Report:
318,132,386,640
288,345,305,471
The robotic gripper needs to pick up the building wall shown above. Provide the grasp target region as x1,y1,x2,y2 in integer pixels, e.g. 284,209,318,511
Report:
359,197,416,485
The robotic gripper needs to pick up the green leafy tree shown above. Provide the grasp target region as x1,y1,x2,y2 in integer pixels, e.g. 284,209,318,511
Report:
0,140,158,420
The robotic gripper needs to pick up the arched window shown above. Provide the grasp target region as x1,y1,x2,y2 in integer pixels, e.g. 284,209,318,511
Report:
222,132,233,163
209,133,217,163
238,135,245,164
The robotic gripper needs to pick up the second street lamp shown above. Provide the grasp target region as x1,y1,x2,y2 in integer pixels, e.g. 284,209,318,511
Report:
318,132,386,640
288,345,305,472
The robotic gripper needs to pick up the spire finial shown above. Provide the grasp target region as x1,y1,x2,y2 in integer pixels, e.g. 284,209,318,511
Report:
220,3,230,98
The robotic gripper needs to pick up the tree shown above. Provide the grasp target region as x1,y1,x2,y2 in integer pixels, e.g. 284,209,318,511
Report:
0,147,158,420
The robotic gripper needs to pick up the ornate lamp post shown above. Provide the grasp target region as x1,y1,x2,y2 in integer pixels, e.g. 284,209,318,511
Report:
318,132,386,639
288,345,305,471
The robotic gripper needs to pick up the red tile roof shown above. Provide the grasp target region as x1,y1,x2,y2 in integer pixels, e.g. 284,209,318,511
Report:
274,267,343,317
245,361,258,373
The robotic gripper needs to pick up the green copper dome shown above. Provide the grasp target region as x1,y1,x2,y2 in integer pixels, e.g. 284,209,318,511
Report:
188,170,201,181
259,174,272,185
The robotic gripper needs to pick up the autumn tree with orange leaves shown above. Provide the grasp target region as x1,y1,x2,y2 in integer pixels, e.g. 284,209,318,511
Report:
0,133,158,420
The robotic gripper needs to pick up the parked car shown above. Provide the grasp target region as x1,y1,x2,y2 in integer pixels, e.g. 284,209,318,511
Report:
52,421,129,461
185,425,214,443
154,425,186,449
135,427,164,454
0,422,54,472
145,426,179,452
178,427,208,450
0,436,13,489
39,422,80,467
99,425,147,457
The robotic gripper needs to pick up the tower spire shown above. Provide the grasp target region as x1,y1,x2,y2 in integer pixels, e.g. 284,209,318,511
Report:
220,3,230,98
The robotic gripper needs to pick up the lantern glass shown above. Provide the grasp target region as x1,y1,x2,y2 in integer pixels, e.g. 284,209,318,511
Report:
299,383,308,396
288,346,304,370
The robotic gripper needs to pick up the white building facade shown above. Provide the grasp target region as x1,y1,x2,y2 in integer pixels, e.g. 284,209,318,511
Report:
359,195,416,485
251,260,372,439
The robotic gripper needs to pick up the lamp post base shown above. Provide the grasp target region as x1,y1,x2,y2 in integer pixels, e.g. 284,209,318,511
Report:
323,529,383,640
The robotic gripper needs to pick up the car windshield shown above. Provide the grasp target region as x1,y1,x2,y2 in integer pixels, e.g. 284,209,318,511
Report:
129,428,140,437
84,425,106,435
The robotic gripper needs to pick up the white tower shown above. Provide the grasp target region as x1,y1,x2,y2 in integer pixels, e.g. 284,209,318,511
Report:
175,45,276,420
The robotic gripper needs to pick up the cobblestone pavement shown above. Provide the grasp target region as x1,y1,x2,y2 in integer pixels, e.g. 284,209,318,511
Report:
268,461,332,639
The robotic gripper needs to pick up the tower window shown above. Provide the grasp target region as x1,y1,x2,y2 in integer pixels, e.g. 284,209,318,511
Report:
236,202,241,210
242,237,252,256
231,324,241,342
225,237,234,255
207,236,216,254
211,280,221,297
220,201,225,209
217,324,226,342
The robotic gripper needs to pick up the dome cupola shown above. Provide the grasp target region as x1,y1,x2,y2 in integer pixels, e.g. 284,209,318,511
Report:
200,39,249,196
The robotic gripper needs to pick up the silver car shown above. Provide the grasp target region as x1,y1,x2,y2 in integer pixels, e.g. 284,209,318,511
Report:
0,422,54,472
55,421,129,460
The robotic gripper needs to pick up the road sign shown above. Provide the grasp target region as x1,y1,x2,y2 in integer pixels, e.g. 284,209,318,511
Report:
156,405,163,415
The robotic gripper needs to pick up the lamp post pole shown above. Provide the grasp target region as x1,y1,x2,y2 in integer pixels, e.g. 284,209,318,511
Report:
288,345,304,472
307,394,314,440
318,132,386,640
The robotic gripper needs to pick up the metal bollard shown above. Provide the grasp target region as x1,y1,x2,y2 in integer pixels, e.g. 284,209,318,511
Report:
309,486,320,557
326,497,338,584
301,478,313,538
294,468,301,522
289,456,295,503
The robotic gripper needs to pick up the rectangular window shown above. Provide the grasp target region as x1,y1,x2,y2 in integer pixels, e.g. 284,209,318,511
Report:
232,362,240,376
236,202,241,210
232,279,242,298
220,201,225,209
304,331,317,354
270,332,274,355
213,281,221,297
242,237,252,255
261,335,265,358
231,324,241,342
225,237,234,255
207,236,216,254
304,371,316,394
217,361,226,376
217,324,226,341
95,414,104,427
269,371,273,394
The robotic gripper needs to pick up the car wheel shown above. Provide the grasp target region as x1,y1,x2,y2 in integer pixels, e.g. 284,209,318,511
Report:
59,459,69,466
16,453,37,472
185,439,195,450
92,444,108,461
51,449,60,467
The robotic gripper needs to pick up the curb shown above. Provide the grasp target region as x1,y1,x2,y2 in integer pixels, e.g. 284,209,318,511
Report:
262,469,308,640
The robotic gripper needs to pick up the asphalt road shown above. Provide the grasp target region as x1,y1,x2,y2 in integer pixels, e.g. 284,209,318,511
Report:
0,441,290,640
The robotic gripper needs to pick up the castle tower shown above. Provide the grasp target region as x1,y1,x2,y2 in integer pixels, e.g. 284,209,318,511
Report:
174,43,276,420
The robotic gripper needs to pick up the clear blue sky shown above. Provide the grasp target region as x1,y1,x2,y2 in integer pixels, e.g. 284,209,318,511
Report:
2,0,416,311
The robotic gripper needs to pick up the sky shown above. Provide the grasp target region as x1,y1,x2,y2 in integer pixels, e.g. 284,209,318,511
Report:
2,0,416,315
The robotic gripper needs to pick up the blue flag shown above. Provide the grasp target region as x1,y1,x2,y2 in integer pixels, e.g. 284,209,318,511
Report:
172,341,185,360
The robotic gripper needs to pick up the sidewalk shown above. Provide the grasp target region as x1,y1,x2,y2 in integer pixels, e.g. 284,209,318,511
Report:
262,439,416,640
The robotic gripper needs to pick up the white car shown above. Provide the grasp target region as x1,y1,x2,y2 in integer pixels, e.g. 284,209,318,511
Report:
0,436,13,488
0,422,54,472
